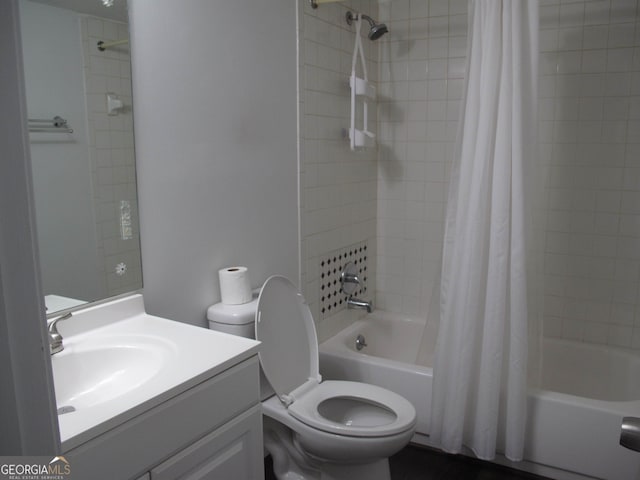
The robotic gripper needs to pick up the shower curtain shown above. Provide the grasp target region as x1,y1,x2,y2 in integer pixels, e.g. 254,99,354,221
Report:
429,0,538,461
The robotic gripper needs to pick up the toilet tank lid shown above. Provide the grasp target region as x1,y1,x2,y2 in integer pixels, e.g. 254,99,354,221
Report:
206,298,258,325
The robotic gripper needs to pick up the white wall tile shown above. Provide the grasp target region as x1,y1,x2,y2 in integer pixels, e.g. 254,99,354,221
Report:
584,321,609,343
536,1,640,350
409,0,429,19
583,25,609,49
300,2,379,336
608,325,633,347
584,1,610,26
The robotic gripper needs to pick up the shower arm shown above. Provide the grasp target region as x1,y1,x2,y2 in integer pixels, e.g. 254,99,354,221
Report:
345,11,374,27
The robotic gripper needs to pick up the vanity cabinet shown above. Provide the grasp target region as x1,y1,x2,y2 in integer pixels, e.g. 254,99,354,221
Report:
150,406,262,479
65,356,263,480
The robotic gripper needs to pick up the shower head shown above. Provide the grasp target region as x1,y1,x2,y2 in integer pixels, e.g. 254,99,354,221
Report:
346,11,389,41
360,14,389,40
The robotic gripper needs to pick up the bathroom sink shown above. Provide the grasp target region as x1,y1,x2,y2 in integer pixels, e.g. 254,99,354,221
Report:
51,335,176,411
52,294,260,450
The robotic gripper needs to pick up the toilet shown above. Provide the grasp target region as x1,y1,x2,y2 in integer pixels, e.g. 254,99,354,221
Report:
208,275,417,480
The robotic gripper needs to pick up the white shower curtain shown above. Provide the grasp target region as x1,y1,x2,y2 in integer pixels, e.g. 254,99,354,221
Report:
429,0,538,461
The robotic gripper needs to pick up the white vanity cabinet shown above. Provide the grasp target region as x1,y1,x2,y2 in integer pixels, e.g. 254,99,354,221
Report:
64,356,264,480
150,406,262,479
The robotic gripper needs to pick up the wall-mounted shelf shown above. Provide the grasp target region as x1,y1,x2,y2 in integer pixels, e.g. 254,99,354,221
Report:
349,16,376,150
350,128,376,148
350,75,376,99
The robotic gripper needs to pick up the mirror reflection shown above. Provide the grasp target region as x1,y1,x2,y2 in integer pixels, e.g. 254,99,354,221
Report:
19,0,142,314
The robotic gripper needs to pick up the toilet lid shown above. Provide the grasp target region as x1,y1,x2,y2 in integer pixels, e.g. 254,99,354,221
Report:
255,276,319,403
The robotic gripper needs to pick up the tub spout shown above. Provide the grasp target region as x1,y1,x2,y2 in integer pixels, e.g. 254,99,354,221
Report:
347,297,373,313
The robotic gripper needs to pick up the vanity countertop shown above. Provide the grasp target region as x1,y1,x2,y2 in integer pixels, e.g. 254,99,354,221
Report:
52,294,260,451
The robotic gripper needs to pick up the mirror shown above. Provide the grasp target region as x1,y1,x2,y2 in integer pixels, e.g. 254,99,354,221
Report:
19,0,142,314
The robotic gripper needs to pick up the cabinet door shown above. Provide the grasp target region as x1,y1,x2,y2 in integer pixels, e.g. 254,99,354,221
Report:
151,405,263,480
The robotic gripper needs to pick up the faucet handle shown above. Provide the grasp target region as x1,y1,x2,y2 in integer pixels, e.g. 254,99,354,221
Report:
340,261,361,296
342,272,360,284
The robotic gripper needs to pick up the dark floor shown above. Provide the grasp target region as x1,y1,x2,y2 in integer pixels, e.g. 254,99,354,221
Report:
389,445,551,480
264,445,552,480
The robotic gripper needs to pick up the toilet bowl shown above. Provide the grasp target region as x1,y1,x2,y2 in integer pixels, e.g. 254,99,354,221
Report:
262,382,416,464
208,275,417,480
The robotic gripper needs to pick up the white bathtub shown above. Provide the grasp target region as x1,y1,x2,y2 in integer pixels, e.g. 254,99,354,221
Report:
319,312,640,480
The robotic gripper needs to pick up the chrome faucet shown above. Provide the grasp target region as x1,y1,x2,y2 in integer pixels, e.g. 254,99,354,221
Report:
48,312,71,355
340,261,374,313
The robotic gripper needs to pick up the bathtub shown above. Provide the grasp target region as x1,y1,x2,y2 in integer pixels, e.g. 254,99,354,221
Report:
319,312,640,480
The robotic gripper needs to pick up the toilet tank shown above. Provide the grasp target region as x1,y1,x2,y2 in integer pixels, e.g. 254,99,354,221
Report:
207,295,276,401
206,297,258,339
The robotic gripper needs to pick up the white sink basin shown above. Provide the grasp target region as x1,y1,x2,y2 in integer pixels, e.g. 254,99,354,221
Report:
52,335,176,410
52,294,260,450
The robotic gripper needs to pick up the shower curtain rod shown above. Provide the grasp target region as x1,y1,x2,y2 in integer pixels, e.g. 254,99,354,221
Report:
97,38,129,51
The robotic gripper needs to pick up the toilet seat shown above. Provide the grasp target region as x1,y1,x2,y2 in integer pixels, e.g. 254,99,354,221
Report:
288,380,416,437
256,276,416,440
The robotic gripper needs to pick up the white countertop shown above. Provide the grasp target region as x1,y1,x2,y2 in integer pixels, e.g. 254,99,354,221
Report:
52,294,260,451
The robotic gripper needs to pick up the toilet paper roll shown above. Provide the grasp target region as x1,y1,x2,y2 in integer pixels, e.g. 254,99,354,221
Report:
218,266,252,305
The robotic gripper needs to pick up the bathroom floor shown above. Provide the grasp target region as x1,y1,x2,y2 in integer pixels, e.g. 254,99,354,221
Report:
388,445,551,480
264,444,552,480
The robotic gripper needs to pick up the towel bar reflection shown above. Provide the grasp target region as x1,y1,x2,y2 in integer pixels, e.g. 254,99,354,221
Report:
28,116,73,134
310,0,342,8
97,39,128,51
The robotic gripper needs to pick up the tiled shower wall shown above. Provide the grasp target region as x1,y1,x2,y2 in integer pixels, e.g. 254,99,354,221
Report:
80,16,142,297
375,0,467,323
376,0,640,351
302,0,640,352
540,0,640,349
298,0,379,341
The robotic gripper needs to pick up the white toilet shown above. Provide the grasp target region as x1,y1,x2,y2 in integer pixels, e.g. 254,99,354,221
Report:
208,275,417,480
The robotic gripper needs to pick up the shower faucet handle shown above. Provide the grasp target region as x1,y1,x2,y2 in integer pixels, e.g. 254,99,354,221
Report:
342,272,360,284
340,262,361,296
